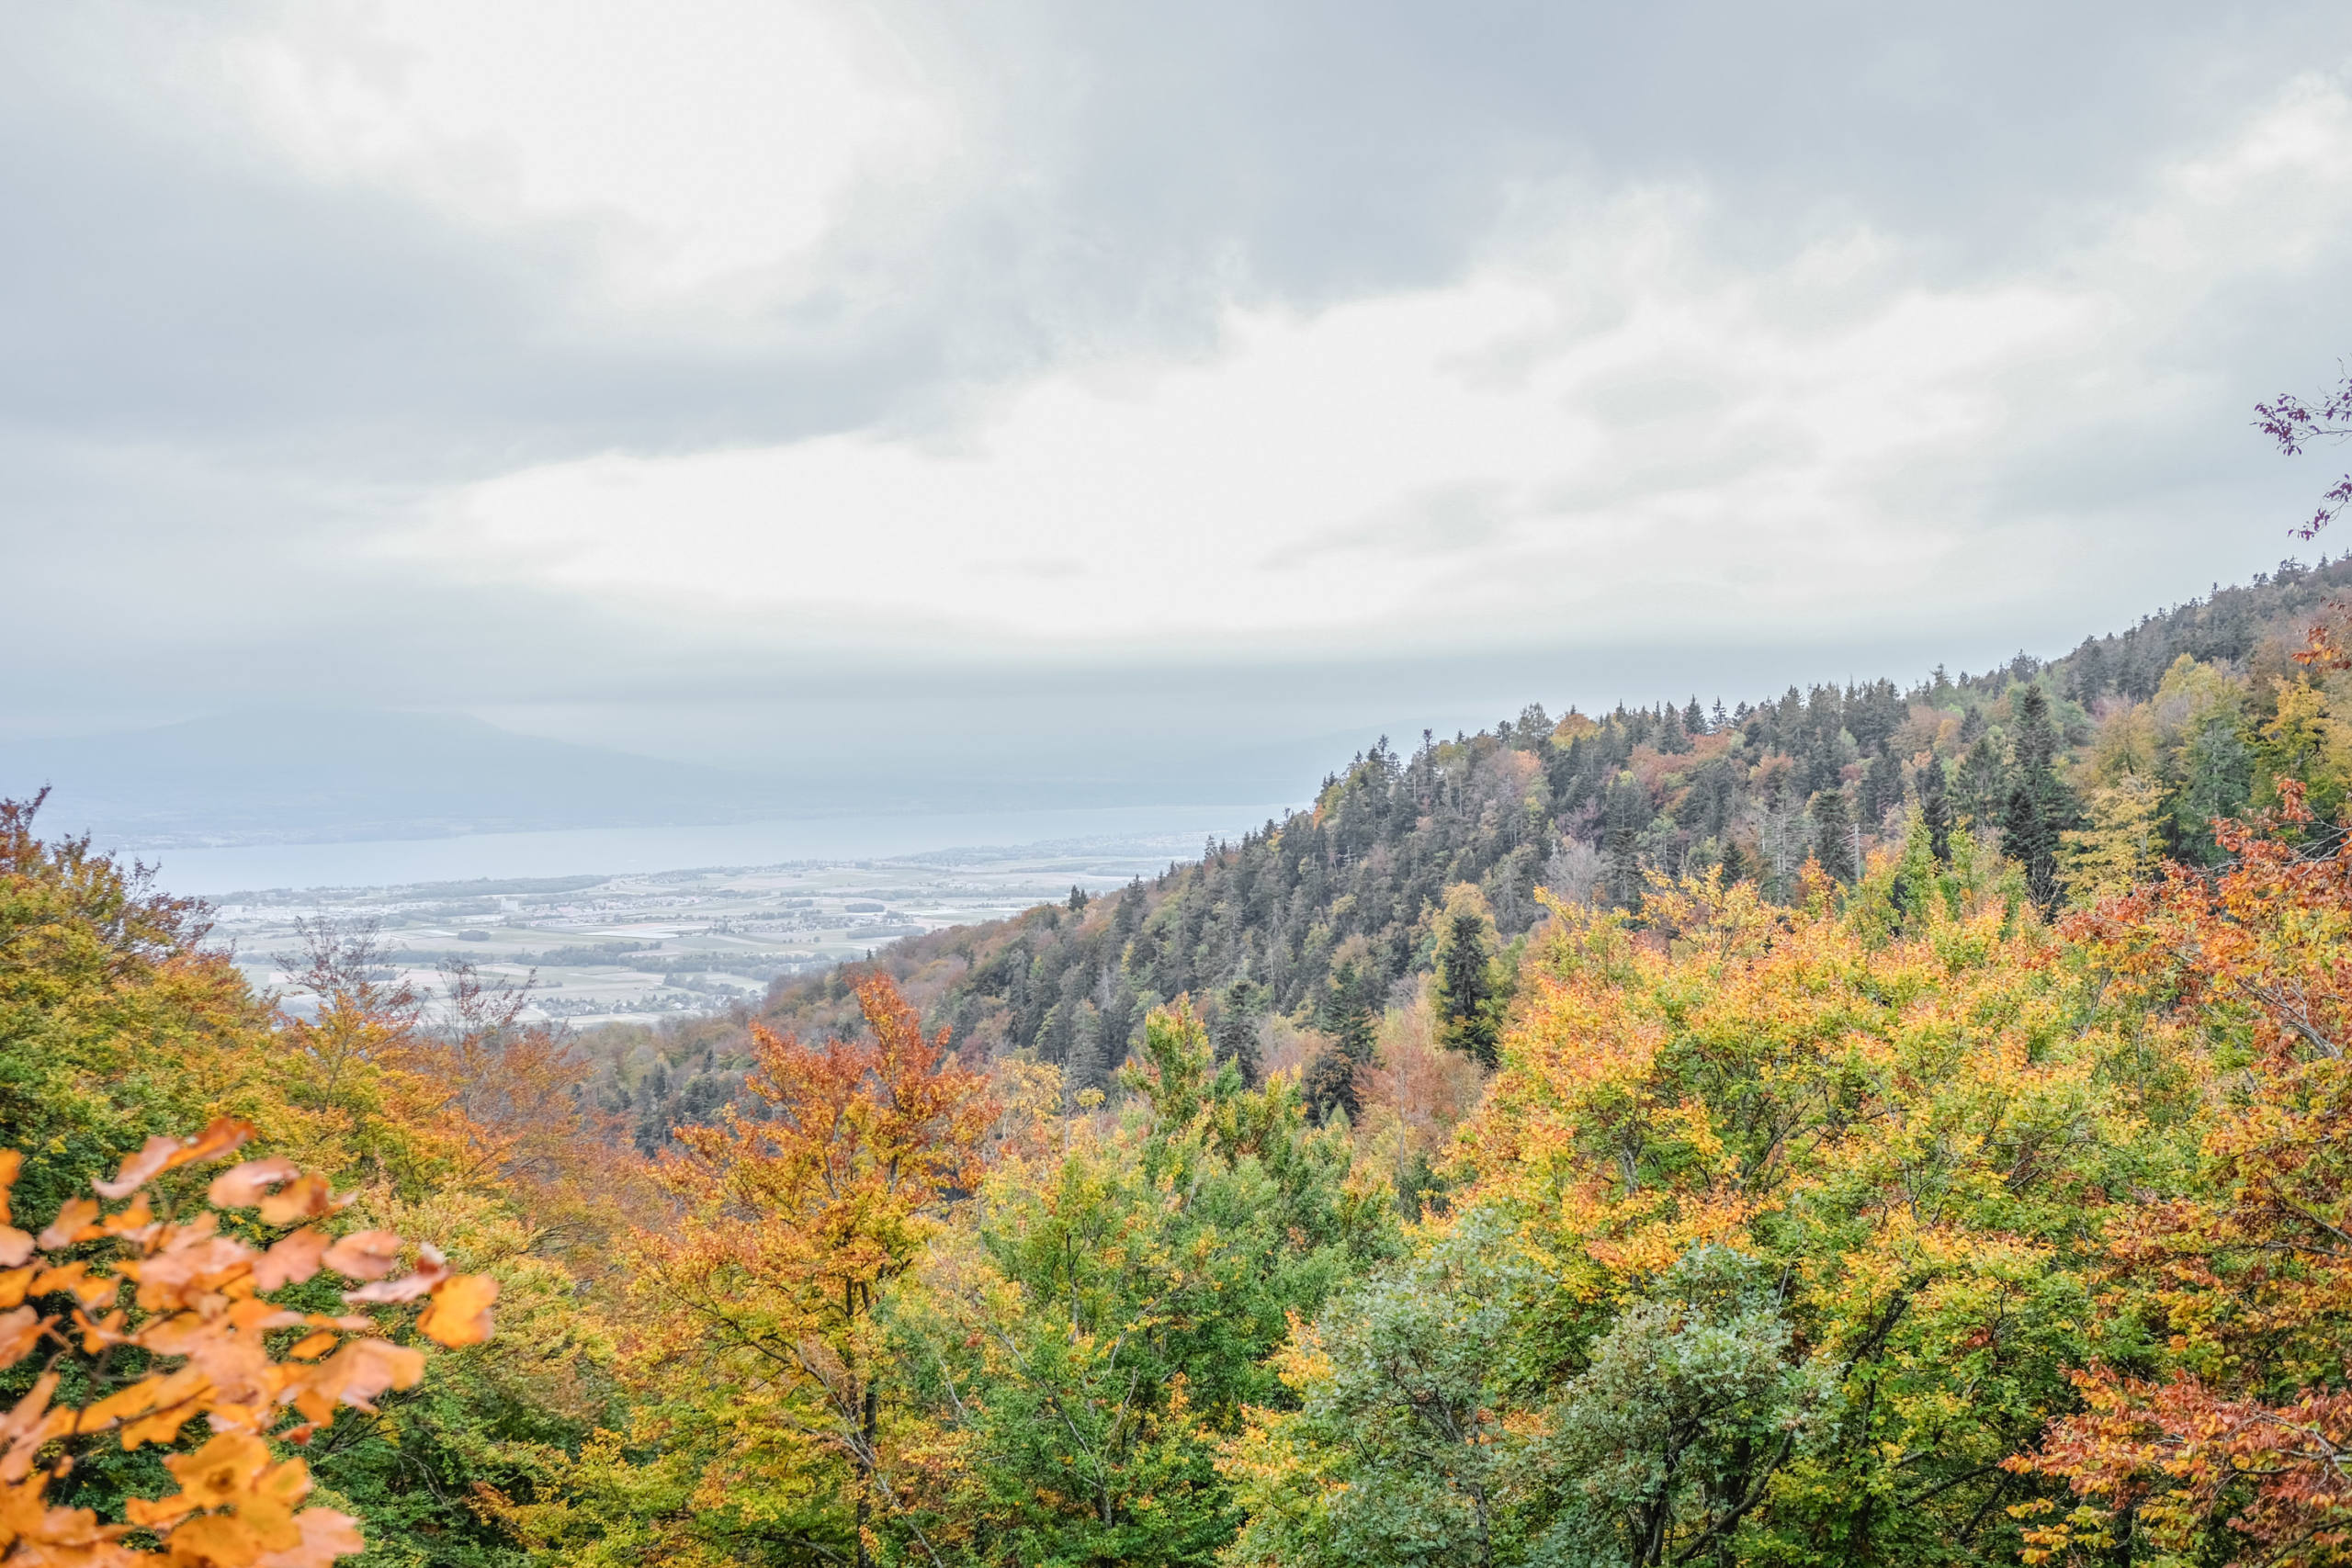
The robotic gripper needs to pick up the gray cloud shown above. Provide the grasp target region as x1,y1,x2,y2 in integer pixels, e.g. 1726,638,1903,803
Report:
6,0,2352,818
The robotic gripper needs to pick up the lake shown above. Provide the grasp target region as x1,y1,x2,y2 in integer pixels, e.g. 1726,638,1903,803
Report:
136,801,1302,896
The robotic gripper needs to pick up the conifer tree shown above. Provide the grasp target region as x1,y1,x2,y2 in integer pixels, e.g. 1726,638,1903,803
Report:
2003,683,2077,913
1860,752,1903,826
1953,734,2007,828
1430,895,1507,1068
1918,755,1954,863
1809,787,1857,883
1212,977,1266,1084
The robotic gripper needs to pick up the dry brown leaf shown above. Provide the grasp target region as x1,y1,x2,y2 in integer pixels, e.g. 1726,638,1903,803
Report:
342,1248,447,1305
172,1117,256,1168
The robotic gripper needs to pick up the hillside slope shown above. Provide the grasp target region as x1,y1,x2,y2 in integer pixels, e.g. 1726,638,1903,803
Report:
715,554,2352,1103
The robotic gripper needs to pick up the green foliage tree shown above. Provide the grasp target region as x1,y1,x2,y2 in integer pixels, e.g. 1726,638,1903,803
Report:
909,1006,1391,1565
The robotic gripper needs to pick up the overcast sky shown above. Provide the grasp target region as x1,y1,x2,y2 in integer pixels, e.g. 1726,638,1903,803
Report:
8,0,2352,787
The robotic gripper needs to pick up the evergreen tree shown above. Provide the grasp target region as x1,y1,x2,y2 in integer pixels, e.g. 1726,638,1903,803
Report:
1918,756,1954,863
2002,683,2077,914
1657,701,1691,754
1430,898,1506,1068
1810,788,1857,883
1212,978,1266,1085
1953,735,2007,828
1860,752,1904,827
1602,775,1647,907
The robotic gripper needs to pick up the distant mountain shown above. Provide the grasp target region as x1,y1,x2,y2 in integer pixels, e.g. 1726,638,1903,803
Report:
0,707,797,847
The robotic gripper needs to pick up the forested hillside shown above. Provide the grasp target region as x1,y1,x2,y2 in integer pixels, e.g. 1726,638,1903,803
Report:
694,552,2352,1120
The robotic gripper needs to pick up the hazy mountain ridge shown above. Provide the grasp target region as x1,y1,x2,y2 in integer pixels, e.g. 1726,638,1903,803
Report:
0,706,798,847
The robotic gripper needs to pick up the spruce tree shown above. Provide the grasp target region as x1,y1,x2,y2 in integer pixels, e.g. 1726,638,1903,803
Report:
1860,753,1903,827
1918,756,1954,863
1810,788,1857,883
1212,978,1264,1084
1318,960,1377,1067
2003,682,2077,913
1432,905,1504,1067
1954,735,2007,829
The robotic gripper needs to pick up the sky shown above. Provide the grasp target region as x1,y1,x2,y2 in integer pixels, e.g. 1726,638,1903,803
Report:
9,0,2352,811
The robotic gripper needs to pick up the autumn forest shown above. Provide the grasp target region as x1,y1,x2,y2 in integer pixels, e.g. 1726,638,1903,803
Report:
18,543,2352,1568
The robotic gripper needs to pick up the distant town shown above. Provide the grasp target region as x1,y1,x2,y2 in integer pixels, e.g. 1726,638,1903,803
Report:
209,835,1199,1025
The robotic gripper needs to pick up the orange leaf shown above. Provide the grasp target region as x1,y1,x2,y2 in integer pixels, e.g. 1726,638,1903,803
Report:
0,1149,19,1224
171,1116,257,1168
0,1306,48,1371
416,1274,497,1348
209,1157,300,1211
254,1507,363,1568
164,1510,263,1567
253,1230,329,1292
92,1134,181,1200
257,1175,337,1228
35,1198,98,1251
319,1232,400,1282
0,1228,31,1269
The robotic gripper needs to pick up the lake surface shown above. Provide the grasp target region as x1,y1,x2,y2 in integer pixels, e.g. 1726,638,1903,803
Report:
137,801,1301,896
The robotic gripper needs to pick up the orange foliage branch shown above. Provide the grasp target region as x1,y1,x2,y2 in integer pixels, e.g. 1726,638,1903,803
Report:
0,1120,495,1568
